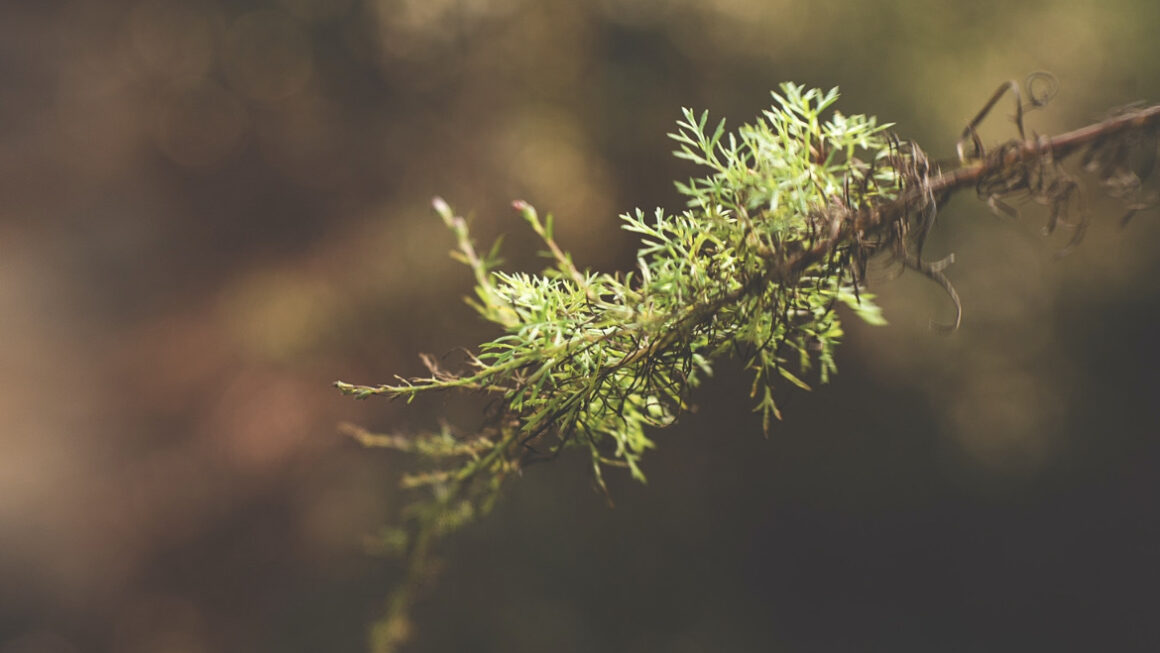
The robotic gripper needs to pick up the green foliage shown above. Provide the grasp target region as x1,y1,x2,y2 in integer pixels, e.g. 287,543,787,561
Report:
336,83,905,651
333,71,1160,651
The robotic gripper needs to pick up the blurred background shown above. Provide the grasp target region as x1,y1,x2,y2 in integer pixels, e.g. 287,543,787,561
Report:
2,0,1159,651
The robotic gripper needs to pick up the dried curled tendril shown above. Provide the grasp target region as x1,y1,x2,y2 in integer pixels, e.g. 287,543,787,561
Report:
1081,103,1160,227
894,72,1158,329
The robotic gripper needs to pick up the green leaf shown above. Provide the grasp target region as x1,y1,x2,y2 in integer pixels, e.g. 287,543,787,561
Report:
838,288,888,326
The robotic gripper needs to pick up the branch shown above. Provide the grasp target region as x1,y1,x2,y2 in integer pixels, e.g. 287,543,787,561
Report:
930,104,1160,201
338,83,1160,652
778,101,1160,329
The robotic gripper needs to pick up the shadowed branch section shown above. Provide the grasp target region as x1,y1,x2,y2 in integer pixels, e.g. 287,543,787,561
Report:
336,79,1160,652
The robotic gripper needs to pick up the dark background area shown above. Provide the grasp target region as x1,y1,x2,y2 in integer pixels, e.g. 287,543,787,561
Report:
2,1,1159,651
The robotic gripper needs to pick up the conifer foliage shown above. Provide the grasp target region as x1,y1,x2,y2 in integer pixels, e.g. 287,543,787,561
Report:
337,77,1159,651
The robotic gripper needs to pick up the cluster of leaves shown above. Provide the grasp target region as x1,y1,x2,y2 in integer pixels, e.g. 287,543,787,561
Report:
336,83,913,650
336,70,1160,650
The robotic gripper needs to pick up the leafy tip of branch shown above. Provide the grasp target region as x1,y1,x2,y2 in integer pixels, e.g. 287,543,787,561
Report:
340,76,1160,651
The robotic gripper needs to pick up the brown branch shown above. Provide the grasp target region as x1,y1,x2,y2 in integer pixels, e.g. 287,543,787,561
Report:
783,103,1160,277
931,103,1160,197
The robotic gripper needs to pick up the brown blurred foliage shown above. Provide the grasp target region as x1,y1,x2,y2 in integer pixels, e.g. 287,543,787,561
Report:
2,1,1159,652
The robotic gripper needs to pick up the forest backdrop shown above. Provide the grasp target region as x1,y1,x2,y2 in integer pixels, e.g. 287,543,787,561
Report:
2,1,1159,651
